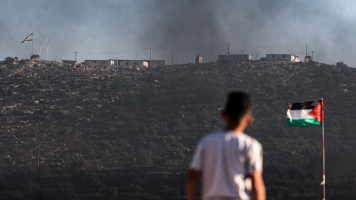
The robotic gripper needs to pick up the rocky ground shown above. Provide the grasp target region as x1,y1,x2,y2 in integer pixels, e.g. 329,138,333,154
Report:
0,58,355,199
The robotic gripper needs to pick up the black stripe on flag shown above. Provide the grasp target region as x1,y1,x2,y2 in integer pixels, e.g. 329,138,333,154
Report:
288,100,322,110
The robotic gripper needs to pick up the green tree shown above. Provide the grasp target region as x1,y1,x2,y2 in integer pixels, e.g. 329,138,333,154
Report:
4,57,15,65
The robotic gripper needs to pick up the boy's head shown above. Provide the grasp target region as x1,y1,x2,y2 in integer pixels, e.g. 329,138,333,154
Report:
221,91,253,130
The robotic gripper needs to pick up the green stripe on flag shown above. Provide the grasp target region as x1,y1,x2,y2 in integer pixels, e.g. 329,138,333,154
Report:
287,118,323,127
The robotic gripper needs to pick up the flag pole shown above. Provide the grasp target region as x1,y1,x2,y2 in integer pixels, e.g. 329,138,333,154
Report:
32,33,34,56
321,97,326,200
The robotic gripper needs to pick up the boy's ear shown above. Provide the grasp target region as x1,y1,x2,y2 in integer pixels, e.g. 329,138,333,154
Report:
246,115,254,126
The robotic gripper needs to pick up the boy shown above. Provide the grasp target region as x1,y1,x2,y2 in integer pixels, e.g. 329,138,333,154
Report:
186,91,265,200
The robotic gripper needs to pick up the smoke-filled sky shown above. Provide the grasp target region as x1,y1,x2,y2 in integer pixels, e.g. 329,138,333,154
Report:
1,0,356,66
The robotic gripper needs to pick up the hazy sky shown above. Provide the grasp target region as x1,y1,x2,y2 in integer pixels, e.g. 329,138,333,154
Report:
1,0,356,66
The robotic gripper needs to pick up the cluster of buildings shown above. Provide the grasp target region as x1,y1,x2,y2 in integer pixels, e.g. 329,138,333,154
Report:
62,52,311,67
217,53,304,63
83,59,165,67
62,59,165,67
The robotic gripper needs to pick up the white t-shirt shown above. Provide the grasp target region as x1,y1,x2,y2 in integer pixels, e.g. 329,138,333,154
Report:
190,131,263,200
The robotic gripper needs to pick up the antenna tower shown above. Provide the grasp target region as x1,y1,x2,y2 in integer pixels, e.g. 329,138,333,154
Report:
39,34,49,60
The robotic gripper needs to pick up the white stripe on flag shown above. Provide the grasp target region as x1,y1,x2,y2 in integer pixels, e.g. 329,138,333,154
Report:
21,33,33,43
286,109,313,119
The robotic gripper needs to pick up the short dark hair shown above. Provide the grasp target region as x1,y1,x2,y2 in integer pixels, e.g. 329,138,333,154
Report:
224,91,252,126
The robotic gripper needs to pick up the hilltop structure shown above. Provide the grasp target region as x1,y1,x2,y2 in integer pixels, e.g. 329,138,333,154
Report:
265,54,300,62
62,60,77,65
217,54,252,63
83,59,165,67
195,55,203,64
217,53,301,63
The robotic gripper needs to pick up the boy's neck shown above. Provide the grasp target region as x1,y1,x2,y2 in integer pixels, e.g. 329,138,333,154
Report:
225,125,245,134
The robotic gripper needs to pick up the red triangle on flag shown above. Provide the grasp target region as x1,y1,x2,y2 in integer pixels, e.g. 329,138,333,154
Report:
308,101,324,123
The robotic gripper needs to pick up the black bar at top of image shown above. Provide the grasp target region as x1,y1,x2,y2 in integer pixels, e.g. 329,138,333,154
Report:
288,100,322,110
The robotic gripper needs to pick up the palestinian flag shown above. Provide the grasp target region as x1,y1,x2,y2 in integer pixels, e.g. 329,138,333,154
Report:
287,100,324,127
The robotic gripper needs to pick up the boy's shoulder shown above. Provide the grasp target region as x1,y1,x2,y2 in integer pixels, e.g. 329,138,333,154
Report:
240,133,261,146
200,131,225,142
201,131,261,146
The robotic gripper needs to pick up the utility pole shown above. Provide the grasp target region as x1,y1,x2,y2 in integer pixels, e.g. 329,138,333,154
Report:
171,50,174,65
32,33,34,56
75,51,78,62
321,98,326,200
149,47,151,67
306,43,308,57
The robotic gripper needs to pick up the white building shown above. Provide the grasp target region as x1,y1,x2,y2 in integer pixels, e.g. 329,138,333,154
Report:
217,54,252,63
83,60,116,67
116,60,147,67
83,59,165,67
265,54,300,62
195,55,203,64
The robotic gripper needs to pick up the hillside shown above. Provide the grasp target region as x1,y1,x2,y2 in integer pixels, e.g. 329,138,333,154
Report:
0,59,355,199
